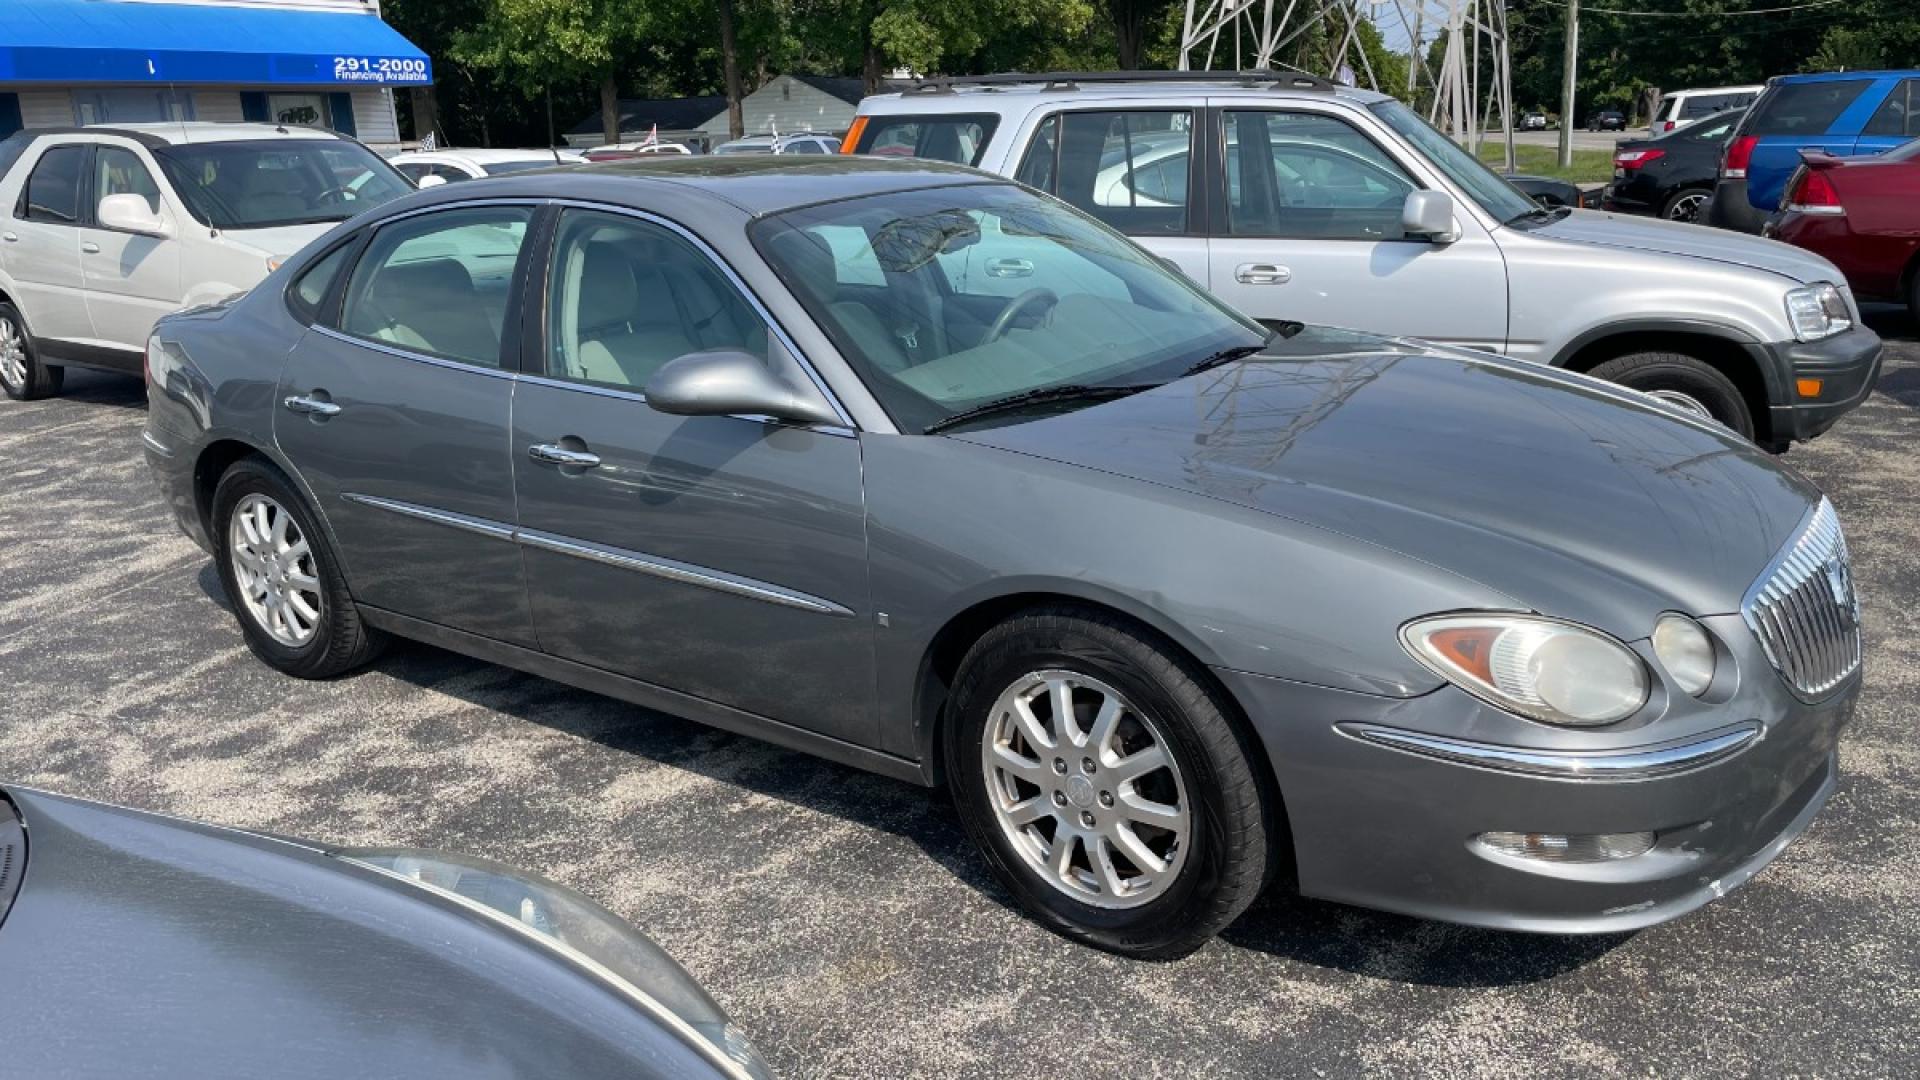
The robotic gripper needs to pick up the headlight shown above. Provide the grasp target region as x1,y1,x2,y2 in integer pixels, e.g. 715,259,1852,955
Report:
338,849,770,1079
1402,614,1649,727
1652,613,1716,696
1784,282,1852,342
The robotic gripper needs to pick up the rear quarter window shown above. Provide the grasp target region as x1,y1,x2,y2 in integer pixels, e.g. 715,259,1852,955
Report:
1747,80,1872,136
855,114,999,165
0,133,32,184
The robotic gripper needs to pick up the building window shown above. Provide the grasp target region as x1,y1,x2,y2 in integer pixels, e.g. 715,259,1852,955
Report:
269,94,333,130
75,89,194,126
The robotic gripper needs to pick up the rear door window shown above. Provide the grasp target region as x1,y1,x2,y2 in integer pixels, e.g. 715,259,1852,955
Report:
1747,80,1872,136
1865,80,1920,138
855,115,998,165
1018,109,1193,236
339,206,531,367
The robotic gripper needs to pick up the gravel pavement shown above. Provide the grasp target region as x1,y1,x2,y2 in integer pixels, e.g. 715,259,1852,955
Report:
2,311,1916,1078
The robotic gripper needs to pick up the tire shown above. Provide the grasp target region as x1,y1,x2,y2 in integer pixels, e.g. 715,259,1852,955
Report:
1907,268,1920,329
1588,350,1755,441
212,457,383,678
945,606,1272,960
0,302,64,401
1660,188,1711,223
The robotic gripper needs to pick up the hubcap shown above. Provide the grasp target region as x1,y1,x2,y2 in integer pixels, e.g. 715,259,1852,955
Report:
1644,388,1716,421
981,670,1190,909
1667,192,1709,222
0,317,26,390
228,493,323,648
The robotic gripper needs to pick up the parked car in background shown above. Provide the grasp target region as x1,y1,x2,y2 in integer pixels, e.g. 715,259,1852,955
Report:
712,133,841,155
0,784,771,1079
1649,85,1761,136
1707,70,1920,233
1521,112,1548,131
848,71,1879,447
1588,110,1627,132
0,123,412,400
1765,139,1920,321
148,157,1861,959
584,142,696,162
1605,109,1745,222
1505,173,1598,210
391,147,582,185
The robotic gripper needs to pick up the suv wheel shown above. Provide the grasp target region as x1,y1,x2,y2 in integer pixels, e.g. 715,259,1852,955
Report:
1588,351,1755,440
945,607,1271,960
212,458,384,678
0,303,63,401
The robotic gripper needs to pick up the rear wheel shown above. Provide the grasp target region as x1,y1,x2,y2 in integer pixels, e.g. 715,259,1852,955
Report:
1588,351,1755,440
0,303,63,401
945,607,1272,959
1662,188,1711,223
1907,267,1920,328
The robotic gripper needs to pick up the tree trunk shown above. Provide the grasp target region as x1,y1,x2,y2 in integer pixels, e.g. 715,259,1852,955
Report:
600,75,620,146
719,0,745,139
862,8,883,95
408,86,438,144
1111,2,1145,70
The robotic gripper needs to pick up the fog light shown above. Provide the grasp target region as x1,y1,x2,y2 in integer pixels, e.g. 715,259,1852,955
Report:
1477,830,1655,863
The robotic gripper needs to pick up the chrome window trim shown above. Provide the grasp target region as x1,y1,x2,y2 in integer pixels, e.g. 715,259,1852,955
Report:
518,527,855,617
1335,722,1764,781
341,493,518,540
312,325,517,380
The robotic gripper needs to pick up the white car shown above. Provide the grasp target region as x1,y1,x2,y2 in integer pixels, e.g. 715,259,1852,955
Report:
1649,85,1762,136
712,133,841,155
0,122,413,399
390,148,584,186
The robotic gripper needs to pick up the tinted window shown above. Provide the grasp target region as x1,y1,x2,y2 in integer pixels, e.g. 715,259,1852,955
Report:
95,146,162,216
340,206,531,367
395,162,430,182
1679,112,1743,142
20,145,85,224
1033,110,1192,235
480,159,559,175
154,140,411,229
1226,111,1418,240
1015,115,1059,189
857,114,998,165
1747,80,1871,136
432,164,474,182
545,209,767,390
786,140,825,155
1865,80,1920,138
0,134,32,185
287,241,354,324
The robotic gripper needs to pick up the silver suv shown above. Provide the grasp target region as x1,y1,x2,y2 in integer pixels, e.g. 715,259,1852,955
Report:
847,71,1882,449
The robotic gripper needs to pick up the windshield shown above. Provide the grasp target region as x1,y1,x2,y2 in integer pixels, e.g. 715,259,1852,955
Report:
480,158,567,175
155,140,412,229
753,183,1264,434
1368,100,1539,224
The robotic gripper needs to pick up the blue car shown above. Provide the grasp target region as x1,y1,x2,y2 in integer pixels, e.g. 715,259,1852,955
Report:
1708,70,1920,232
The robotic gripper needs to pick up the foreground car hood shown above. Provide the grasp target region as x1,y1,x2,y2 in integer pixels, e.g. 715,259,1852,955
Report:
1526,209,1838,283
954,328,1820,637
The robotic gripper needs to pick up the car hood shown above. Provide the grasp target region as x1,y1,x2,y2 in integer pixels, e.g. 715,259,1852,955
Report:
1521,209,1840,284
952,327,1821,637
217,222,339,258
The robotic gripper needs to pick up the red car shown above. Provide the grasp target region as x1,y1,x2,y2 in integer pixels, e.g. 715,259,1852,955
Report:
1765,139,1920,321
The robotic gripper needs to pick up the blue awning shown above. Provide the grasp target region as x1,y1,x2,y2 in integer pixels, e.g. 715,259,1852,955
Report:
0,0,432,87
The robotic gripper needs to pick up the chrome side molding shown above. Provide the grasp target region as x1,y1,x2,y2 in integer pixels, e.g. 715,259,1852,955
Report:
1334,722,1764,781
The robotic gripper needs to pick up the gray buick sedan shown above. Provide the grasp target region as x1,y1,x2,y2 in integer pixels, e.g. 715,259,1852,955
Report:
144,157,1860,959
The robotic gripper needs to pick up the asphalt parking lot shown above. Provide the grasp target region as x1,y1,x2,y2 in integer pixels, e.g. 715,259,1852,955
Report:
3,312,1917,1078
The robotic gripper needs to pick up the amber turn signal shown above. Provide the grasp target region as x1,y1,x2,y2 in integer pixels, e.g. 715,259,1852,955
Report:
840,116,867,154
1796,378,1823,399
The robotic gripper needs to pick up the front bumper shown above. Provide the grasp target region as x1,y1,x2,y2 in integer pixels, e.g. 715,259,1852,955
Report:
1746,324,1883,445
1218,617,1855,933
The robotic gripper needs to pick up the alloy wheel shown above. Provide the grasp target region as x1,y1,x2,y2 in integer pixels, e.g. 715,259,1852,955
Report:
228,493,324,648
981,670,1190,909
1645,388,1717,422
0,316,26,391
1666,192,1709,223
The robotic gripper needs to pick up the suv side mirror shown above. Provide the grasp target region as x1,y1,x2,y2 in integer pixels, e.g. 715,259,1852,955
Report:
1401,190,1459,244
97,194,170,238
644,349,841,426
415,174,448,189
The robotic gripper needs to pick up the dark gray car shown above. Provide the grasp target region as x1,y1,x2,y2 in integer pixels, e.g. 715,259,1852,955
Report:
0,784,770,1078
143,157,1860,959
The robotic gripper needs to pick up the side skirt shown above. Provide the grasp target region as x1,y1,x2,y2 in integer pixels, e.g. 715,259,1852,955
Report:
37,339,145,375
357,605,935,787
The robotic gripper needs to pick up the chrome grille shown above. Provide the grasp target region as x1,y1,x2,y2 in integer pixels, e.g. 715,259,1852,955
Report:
1742,498,1861,699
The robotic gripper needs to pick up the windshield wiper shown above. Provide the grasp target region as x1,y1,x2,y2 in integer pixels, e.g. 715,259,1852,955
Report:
924,383,1153,434
1181,334,1276,377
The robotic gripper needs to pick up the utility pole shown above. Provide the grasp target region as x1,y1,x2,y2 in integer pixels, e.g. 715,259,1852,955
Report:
1558,0,1579,169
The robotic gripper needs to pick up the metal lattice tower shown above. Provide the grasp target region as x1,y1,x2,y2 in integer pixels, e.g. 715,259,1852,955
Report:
1178,0,1516,168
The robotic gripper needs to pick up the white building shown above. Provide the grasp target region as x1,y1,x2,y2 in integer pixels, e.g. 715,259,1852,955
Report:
0,0,429,148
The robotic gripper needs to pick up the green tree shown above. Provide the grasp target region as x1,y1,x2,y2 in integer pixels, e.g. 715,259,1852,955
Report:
451,0,659,145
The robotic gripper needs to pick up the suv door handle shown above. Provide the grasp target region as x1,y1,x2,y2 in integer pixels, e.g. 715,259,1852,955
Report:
985,257,1034,278
1234,263,1292,285
282,394,341,418
528,443,602,469
81,241,101,254
2,232,16,242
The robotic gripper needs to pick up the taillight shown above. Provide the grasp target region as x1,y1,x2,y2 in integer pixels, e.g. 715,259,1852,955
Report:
1661,121,1676,133
841,116,867,154
1615,149,1666,170
1722,135,1758,180
1785,168,1845,215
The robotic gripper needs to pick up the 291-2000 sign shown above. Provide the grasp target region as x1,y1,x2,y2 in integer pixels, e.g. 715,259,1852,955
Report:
332,56,430,83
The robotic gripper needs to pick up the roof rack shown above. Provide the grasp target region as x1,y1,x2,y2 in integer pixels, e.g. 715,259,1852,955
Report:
908,69,1339,95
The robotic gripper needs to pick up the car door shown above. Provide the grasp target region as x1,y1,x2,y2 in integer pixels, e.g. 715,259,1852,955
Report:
1,142,93,347
274,202,539,647
78,143,182,353
511,205,873,744
1204,106,1507,349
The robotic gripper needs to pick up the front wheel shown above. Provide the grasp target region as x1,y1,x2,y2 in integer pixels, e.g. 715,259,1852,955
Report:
945,608,1272,959
0,303,63,401
1588,351,1756,440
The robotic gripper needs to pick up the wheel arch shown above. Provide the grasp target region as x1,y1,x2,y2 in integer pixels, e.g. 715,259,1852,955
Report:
1553,322,1777,445
190,436,342,566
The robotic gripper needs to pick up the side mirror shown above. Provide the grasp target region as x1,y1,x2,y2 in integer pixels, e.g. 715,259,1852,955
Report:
416,174,448,189
97,194,170,238
644,349,841,426
1401,190,1460,244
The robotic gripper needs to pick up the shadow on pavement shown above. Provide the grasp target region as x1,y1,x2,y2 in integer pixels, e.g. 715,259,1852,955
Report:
50,367,146,409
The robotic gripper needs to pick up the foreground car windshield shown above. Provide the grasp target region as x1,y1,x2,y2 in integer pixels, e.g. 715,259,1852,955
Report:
753,183,1264,433
1368,100,1539,224
155,140,413,229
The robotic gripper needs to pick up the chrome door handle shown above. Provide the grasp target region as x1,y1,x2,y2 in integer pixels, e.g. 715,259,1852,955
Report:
81,241,101,254
1,232,16,242
282,394,341,418
528,443,601,469
985,257,1035,278
1234,263,1291,285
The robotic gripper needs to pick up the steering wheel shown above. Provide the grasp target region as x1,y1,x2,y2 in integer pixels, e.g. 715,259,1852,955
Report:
983,288,1059,344
313,186,351,206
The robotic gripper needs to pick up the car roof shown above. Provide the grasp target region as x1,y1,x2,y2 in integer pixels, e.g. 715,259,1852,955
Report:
1661,85,1763,96
1773,70,1920,84
861,73,1393,114
395,148,580,164
12,122,349,149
